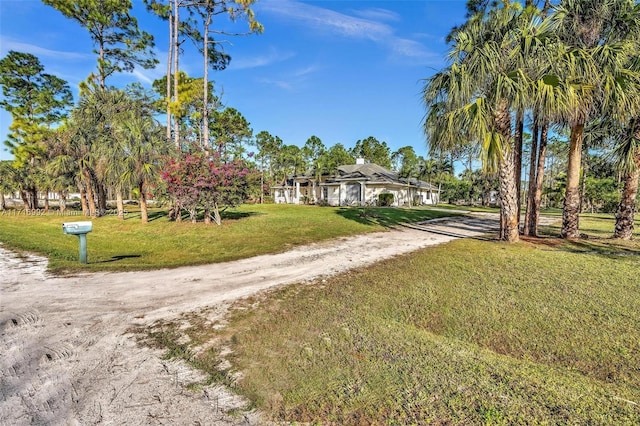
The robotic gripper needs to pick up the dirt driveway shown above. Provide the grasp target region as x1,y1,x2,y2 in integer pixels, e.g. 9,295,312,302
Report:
1,214,500,425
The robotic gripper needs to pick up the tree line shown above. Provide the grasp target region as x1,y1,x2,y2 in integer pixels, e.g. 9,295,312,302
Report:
423,0,640,241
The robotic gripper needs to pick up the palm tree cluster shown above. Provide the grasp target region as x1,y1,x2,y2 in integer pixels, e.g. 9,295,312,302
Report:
48,87,171,222
423,0,640,241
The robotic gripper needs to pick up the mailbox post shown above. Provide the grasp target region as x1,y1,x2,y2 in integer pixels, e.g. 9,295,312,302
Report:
62,221,93,264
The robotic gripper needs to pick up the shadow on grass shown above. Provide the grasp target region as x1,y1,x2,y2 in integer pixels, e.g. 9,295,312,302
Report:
559,238,640,257
127,209,261,222
148,210,168,222
532,227,640,258
400,221,498,241
96,254,142,263
221,210,258,220
335,206,460,228
122,210,166,222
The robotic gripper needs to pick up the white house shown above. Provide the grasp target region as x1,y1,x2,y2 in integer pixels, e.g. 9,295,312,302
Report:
272,159,440,207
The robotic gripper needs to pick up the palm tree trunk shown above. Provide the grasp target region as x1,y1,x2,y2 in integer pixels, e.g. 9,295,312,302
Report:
0,193,5,210
524,119,539,236
44,189,50,212
139,182,148,223
79,187,89,216
59,191,67,213
83,170,98,217
86,184,97,218
495,101,519,243
498,149,520,242
514,109,524,226
20,190,29,211
529,122,548,237
30,187,38,210
97,183,107,217
204,206,211,224
579,148,588,213
116,189,125,220
561,123,584,238
613,153,640,240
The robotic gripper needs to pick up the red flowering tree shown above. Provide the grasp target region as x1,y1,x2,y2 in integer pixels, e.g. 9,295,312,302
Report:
161,148,252,224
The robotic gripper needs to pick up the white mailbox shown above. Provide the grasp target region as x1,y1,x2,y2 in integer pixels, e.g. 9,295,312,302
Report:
62,221,93,264
62,221,93,235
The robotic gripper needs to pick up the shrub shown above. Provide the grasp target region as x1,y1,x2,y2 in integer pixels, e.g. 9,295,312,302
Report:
378,193,394,206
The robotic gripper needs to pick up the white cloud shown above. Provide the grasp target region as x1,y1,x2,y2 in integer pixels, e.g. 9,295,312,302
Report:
0,37,91,60
255,62,319,92
352,8,401,23
129,69,155,85
388,38,438,61
257,77,294,91
230,47,296,70
259,0,393,42
293,64,320,77
258,0,438,64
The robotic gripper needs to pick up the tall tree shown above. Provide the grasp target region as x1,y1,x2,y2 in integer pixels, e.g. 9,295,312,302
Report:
187,0,262,150
153,72,215,147
302,135,326,177
117,114,172,223
0,51,73,209
275,144,305,180
210,107,252,160
319,143,354,174
350,136,391,168
44,0,158,89
520,3,564,236
44,126,78,213
254,130,283,202
146,0,261,149
391,146,420,178
551,0,640,238
612,118,640,239
424,2,536,242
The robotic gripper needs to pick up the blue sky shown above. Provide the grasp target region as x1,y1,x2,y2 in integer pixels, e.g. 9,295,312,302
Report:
0,0,469,162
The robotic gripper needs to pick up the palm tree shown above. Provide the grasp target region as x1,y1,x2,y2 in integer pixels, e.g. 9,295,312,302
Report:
611,117,640,239
68,89,123,217
90,88,139,220
424,2,538,242
551,0,640,238
117,114,170,223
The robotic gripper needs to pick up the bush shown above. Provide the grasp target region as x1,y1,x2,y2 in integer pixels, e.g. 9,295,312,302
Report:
378,193,394,207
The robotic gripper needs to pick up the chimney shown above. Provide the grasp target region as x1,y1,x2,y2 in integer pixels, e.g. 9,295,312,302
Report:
356,158,365,165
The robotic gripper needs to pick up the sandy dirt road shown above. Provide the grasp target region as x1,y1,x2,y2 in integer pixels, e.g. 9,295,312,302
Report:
1,214,500,425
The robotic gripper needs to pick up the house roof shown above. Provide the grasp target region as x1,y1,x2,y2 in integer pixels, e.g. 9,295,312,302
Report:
271,162,440,191
329,163,438,191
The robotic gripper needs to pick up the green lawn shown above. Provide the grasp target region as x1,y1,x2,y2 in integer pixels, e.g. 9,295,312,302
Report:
0,204,454,273
142,215,640,424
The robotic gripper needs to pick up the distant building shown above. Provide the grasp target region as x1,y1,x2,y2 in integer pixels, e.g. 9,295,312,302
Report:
272,159,439,207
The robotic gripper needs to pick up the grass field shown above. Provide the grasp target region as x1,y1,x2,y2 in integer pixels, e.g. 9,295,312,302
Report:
142,214,640,424
0,204,454,273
